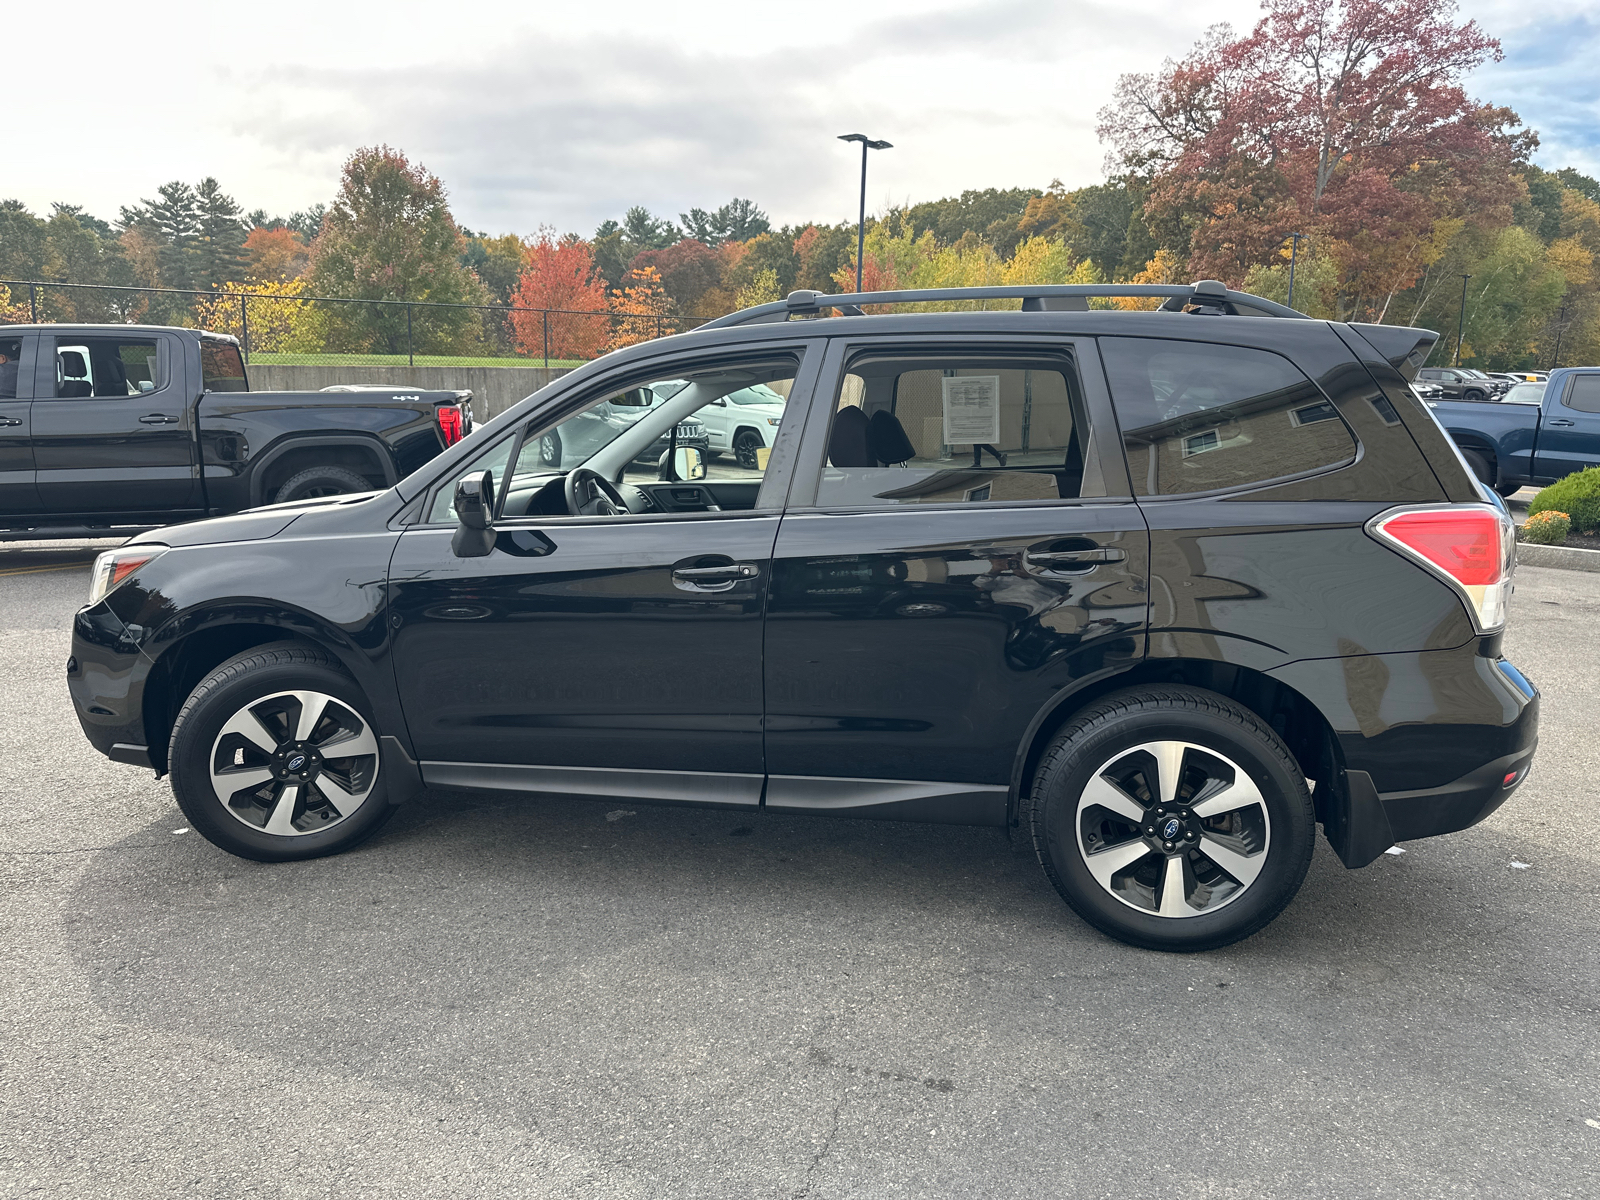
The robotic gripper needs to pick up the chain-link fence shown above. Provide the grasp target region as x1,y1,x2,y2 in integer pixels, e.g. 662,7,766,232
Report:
0,279,714,368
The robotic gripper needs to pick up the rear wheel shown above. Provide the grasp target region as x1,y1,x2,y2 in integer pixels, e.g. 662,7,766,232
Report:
1460,448,1495,488
1495,480,1523,498
1464,388,1488,403
273,465,369,504
1027,686,1315,952
168,645,394,862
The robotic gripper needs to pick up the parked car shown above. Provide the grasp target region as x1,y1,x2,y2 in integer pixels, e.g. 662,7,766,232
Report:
1427,366,1600,495
0,324,471,539
674,380,787,467
532,384,710,471
68,279,1537,953
1411,378,1444,401
1416,366,1508,401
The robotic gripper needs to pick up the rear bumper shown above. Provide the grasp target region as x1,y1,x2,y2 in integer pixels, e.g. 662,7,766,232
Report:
1270,648,1539,867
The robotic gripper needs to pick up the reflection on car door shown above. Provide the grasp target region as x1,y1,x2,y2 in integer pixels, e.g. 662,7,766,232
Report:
761,336,1149,826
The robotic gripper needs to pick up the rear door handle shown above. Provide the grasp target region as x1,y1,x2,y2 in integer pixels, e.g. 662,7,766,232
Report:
1026,548,1126,569
139,413,178,425
1547,418,1576,427
0,417,21,427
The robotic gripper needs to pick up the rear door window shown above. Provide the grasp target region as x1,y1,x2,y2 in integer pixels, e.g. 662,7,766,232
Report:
53,336,164,398
1100,337,1357,497
810,351,1102,508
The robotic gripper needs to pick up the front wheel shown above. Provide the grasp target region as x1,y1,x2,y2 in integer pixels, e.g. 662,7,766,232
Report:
1027,686,1315,952
1463,388,1487,403
168,644,394,862
538,430,562,467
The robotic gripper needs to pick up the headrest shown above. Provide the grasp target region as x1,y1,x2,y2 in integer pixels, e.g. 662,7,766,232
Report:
828,405,874,467
60,350,87,376
868,410,915,465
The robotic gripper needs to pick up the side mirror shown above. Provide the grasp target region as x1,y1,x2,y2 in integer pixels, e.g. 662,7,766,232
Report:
658,446,705,482
451,469,496,558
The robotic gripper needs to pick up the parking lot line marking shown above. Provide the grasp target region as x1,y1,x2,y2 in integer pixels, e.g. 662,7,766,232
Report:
0,563,93,578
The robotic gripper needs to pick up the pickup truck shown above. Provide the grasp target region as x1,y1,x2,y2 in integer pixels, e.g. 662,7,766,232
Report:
0,323,471,539
1426,366,1600,496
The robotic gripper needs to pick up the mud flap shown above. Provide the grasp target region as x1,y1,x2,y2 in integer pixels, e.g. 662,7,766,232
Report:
380,735,426,805
1322,768,1396,868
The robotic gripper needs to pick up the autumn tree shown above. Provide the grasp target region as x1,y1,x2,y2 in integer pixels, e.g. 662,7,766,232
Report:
243,226,309,283
608,265,672,350
1099,0,1529,317
508,229,608,360
679,199,770,245
309,146,489,355
628,238,722,313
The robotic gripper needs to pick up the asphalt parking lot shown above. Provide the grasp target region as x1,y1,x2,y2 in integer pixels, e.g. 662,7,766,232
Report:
2,540,1597,1199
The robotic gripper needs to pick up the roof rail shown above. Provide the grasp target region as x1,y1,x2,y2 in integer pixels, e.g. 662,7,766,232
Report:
697,280,1305,330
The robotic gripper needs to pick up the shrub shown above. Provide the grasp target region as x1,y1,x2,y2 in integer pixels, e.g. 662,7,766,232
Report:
1520,510,1571,545
1528,467,1600,533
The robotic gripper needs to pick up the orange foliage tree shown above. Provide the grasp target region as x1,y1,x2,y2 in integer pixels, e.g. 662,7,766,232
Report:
508,229,608,360
243,227,309,283
608,266,671,350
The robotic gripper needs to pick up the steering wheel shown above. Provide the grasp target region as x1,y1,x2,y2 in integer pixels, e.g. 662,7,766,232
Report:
564,466,628,516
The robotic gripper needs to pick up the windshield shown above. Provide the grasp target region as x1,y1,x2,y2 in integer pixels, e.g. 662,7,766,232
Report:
1505,382,1545,404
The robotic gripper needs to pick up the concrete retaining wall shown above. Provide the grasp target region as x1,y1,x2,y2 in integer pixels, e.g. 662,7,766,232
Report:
245,363,575,421
1516,542,1600,572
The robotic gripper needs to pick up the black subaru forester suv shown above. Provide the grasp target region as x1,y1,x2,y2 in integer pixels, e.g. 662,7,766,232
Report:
69,281,1538,951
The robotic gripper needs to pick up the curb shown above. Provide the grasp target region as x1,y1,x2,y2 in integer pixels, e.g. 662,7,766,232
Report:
1516,542,1600,573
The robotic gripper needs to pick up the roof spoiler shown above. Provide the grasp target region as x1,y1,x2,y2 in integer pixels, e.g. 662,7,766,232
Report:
699,280,1307,329
1347,323,1439,381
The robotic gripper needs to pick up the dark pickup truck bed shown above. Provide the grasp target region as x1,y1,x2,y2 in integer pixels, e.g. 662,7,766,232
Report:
0,323,472,538
1428,366,1600,495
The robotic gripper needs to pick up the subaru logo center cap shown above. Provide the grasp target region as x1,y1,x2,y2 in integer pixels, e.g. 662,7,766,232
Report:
1162,817,1182,840
287,754,307,773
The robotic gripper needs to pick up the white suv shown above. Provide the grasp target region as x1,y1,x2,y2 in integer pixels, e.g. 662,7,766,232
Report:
654,380,786,468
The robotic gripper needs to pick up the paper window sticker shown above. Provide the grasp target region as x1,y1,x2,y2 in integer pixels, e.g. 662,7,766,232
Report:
941,375,1001,445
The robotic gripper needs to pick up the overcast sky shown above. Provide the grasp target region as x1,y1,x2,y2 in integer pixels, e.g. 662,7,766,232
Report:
11,0,1599,237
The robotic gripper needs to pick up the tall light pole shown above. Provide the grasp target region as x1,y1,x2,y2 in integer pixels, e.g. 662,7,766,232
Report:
838,133,892,294
1454,273,1472,366
1285,232,1305,311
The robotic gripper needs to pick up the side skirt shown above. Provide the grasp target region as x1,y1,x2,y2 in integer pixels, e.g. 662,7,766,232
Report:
765,775,1008,827
420,761,762,808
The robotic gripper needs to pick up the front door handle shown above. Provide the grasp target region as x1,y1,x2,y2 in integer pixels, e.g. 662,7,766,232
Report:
0,417,21,427
671,561,760,592
1548,418,1576,427
138,413,178,425
1026,548,1127,570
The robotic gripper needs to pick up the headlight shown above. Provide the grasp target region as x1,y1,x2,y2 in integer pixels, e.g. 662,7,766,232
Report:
89,545,167,605
766,417,781,426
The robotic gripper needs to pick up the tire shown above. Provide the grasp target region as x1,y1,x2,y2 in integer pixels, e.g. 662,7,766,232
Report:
733,429,763,470
538,430,562,467
1464,388,1487,403
273,465,370,504
168,644,395,863
1495,480,1523,499
1026,685,1315,952
1460,448,1494,487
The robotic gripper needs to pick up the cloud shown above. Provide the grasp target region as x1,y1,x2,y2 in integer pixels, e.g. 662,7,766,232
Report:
1465,10,1600,175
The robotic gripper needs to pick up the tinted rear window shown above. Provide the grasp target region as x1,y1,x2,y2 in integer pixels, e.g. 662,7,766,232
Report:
1563,374,1600,414
1100,338,1357,497
201,341,248,392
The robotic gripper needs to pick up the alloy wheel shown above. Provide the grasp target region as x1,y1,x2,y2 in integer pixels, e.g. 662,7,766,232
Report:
1075,740,1270,918
208,689,380,836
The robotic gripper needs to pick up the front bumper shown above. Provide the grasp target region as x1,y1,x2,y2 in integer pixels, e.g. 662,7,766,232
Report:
67,600,154,768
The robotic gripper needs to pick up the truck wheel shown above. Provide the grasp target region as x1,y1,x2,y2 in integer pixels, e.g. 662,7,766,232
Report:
1495,481,1523,499
1026,686,1315,952
1461,448,1494,487
1464,388,1487,402
733,429,763,469
539,431,562,467
168,644,394,863
273,465,370,503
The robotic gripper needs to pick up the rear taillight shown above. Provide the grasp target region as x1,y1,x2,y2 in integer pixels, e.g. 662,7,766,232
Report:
1367,504,1515,633
436,404,465,446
